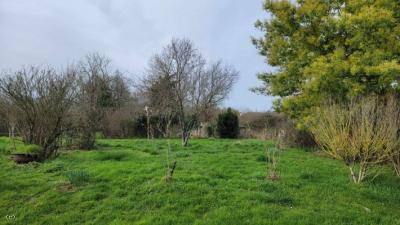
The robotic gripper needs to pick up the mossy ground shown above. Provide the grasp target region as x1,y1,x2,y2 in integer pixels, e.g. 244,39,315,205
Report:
0,138,399,225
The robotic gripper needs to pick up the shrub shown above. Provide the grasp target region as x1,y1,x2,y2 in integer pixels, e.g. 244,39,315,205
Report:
65,170,90,186
217,108,239,138
239,112,316,148
132,114,148,138
310,96,399,183
385,96,400,177
206,125,215,138
0,67,77,159
265,114,316,149
239,112,287,140
95,132,105,139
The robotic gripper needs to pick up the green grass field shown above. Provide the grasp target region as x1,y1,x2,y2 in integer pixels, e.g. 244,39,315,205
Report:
0,137,399,225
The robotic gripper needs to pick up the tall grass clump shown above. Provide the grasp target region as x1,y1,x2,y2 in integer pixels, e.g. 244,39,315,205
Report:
65,170,90,186
95,151,129,161
265,130,284,181
265,145,281,181
16,144,43,154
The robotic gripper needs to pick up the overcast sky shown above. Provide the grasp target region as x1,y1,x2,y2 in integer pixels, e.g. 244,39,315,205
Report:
0,0,274,111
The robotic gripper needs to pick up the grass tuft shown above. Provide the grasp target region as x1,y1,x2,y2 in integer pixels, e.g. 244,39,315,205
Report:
95,151,130,161
256,154,267,162
45,163,65,173
65,169,91,186
299,172,319,181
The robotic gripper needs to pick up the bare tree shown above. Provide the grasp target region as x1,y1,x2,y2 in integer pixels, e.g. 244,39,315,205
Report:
75,53,130,149
0,66,77,159
101,71,132,137
75,53,111,149
0,97,17,139
139,73,176,138
144,38,238,146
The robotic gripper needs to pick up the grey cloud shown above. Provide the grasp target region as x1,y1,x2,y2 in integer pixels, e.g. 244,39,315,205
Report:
0,0,274,111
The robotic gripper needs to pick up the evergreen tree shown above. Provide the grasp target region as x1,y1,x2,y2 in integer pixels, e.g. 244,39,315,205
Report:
253,0,400,127
217,108,239,138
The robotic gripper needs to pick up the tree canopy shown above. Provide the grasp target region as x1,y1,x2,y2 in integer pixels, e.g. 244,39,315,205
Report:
142,38,238,146
253,0,400,127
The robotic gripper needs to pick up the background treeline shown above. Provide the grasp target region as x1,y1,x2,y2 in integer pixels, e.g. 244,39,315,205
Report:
0,37,315,161
0,39,242,160
0,91,314,144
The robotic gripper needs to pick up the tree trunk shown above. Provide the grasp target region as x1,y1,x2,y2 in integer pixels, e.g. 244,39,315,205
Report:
182,130,190,147
349,167,359,184
395,166,400,177
393,161,400,177
11,126,15,139
182,133,187,147
349,165,368,184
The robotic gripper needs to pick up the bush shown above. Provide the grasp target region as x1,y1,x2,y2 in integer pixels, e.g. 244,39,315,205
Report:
310,96,399,183
239,112,292,140
239,112,316,148
206,124,215,138
0,67,76,159
95,132,105,139
278,123,316,149
217,108,239,138
132,114,148,138
385,96,400,177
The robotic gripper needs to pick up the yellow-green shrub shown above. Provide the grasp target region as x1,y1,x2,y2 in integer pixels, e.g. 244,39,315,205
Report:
310,96,399,183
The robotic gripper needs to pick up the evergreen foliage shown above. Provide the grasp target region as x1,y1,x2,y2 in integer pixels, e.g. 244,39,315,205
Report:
217,108,239,138
253,0,400,127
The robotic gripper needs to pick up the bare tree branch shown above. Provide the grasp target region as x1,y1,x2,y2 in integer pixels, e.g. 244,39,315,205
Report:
142,38,238,146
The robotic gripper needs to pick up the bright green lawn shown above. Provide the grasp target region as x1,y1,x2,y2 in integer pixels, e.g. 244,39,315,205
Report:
0,137,399,225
